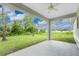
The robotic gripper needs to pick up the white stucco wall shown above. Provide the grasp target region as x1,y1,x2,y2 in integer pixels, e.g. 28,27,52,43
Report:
73,18,79,48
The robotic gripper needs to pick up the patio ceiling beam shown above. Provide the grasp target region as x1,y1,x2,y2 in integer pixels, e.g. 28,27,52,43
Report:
6,3,48,20
50,13,77,21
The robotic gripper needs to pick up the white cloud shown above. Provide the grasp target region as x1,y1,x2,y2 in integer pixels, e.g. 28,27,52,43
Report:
3,7,11,13
38,20,47,25
7,9,25,21
15,14,25,20
7,11,16,17
10,16,16,21
9,14,25,21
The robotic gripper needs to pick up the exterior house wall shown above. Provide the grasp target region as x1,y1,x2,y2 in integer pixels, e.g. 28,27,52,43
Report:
73,18,79,48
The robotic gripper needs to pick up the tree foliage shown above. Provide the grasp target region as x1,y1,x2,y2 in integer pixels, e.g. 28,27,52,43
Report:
10,20,24,35
23,16,38,35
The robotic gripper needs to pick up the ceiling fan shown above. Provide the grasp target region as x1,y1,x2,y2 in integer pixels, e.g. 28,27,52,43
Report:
47,3,58,11
40,3,60,13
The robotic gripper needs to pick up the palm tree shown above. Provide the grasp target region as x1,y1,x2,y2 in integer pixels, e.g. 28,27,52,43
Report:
1,5,7,41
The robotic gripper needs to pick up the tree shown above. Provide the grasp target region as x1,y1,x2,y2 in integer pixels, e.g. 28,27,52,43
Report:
10,20,24,35
24,16,31,31
1,6,7,41
24,16,36,36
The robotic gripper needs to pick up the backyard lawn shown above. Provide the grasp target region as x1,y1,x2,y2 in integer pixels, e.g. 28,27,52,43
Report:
0,31,75,56
0,33,47,56
52,31,75,43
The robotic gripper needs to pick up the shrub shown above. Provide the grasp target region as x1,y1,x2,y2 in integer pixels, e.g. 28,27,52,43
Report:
25,26,38,34
24,32,32,35
0,26,2,31
32,27,38,34
39,29,46,34
65,31,73,34
0,31,2,37
6,26,11,33
10,20,24,35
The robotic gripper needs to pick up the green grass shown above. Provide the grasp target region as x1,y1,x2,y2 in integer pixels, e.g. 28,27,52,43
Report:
0,31,75,56
51,31,75,43
0,33,47,56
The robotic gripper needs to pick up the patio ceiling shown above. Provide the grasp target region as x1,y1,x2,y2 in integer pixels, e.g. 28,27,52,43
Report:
23,3,79,19
6,3,48,20
5,3,79,20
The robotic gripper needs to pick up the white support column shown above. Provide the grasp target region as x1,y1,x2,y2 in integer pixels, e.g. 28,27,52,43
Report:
31,15,35,36
48,20,51,40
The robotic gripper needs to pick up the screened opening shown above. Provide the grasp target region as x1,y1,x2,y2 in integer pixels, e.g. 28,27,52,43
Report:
51,17,76,43
0,4,48,55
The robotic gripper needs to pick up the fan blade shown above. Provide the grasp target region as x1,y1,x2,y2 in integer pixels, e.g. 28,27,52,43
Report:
51,3,60,7
38,3,59,12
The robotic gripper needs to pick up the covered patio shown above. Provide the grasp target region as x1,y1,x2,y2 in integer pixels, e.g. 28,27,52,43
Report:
0,3,79,56
8,40,79,56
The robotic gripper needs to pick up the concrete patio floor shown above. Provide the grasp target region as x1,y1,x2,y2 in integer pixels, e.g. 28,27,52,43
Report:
7,40,79,56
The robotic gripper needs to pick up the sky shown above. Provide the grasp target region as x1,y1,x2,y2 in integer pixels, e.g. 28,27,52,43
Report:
52,19,73,30
0,5,73,30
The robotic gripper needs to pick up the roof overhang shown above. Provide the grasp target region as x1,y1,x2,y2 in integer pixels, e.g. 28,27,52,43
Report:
23,3,79,19
2,3,79,21
5,3,48,20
